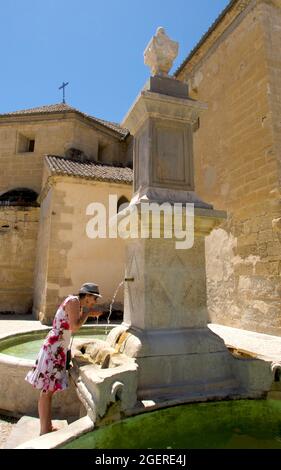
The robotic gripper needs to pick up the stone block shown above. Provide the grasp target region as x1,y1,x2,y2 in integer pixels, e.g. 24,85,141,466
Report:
234,262,253,276
258,229,273,243
255,261,271,276
267,241,281,257
143,75,189,99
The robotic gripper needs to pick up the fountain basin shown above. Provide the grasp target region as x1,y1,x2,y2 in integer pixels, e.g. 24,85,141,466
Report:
0,325,116,419
61,399,281,449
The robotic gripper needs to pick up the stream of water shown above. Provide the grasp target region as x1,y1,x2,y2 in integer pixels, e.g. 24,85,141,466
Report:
105,280,125,335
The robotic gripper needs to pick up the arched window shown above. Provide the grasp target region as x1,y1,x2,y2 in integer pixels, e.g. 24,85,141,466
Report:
117,196,129,213
65,147,88,162
0,188,39,206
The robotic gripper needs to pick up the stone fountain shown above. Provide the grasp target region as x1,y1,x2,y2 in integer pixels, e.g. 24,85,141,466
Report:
71,27,273,421
9,27,277,450
105,27,249,403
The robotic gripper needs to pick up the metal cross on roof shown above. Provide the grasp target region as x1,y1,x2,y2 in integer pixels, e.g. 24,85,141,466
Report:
59,81,69,104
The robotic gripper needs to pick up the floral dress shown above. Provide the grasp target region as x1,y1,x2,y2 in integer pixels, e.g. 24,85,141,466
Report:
25,295,77,393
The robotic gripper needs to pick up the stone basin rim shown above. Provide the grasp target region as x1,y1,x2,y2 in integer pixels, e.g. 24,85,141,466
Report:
0,324,119,366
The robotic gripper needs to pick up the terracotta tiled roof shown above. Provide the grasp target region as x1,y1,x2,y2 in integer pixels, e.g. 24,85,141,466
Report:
45,155,133,185
0,103,129,139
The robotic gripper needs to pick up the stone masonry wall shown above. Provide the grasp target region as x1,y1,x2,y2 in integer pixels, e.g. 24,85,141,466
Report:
261,1,281,193
0,115,127,197
0,119,75,195
32,189,53,321
177,0,281,335
0,206,39,313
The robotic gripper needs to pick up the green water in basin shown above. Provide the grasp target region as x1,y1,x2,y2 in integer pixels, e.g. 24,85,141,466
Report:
0,327,109,360
62,399,281,449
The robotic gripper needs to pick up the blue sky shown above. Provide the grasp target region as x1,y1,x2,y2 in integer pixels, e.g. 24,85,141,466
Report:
1,0,229,123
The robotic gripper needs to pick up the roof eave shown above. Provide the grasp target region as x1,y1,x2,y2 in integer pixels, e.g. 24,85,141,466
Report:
0,108,130,140
49,171,133,185
44,155,133,186
174,0,243,77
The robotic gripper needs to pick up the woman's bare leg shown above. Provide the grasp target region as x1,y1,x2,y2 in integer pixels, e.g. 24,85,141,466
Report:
38,390,54,435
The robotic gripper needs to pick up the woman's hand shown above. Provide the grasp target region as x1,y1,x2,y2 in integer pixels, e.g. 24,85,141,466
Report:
87,310,103,318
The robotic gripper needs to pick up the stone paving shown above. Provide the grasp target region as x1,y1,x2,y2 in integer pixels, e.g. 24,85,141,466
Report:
209,323,281,363
0,314,48,338
0,415,18,449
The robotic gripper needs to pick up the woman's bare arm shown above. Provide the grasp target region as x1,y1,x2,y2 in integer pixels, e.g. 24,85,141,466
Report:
65,298,89,333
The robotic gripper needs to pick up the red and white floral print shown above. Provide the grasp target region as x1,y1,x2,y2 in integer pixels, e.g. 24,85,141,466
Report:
25,295,76,392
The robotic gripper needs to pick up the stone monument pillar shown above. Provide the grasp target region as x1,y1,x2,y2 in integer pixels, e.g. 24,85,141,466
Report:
110,28,240,403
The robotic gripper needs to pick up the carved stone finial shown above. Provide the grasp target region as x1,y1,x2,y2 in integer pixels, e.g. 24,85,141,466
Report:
144,27,179,76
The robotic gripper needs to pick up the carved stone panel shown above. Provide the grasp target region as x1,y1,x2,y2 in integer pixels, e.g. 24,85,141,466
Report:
152,119,194,190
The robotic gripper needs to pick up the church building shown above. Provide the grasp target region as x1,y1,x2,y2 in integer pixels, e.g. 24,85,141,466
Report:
0,103,133,323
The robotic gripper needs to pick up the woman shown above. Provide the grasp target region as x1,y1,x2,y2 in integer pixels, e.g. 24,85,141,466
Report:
25,282,103,435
